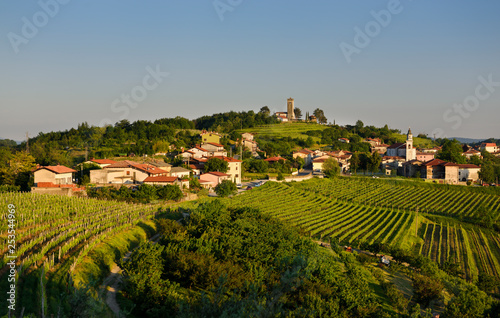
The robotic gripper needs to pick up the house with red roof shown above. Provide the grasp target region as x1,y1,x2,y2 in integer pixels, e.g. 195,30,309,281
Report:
34,165,76,186
201,142,228,157
422,159,459,184
210,156,242,184
480,143,498,153
264,156,287,163
458,164,481,182
87,158,117,168
199,171,231,188
293,149,314,166
89,160,168,184
338,138,350,143
462,149,482,160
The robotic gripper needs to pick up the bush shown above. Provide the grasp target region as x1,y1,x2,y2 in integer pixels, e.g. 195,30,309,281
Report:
214,180,237,197
412,274,443,307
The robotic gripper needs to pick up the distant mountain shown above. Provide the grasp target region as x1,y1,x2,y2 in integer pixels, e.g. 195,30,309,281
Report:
448,137,488,144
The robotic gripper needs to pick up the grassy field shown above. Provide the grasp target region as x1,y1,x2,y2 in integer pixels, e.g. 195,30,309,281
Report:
237,122,329,140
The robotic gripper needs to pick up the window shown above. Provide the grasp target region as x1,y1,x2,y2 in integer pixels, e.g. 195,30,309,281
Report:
126,171,130,175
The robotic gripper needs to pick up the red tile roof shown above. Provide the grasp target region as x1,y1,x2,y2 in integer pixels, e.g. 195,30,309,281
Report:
423,159,459,167
264,156,287,162
104,161,166,175
36,165,76,174
458,164,480,169
91,159,116,165
204,171,230,177
206,142,224,147
143,176,178,183
482,143,497,147
387,143,405,149
211,156,242,163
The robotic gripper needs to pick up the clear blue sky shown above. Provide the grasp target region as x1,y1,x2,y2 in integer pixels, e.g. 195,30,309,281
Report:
1,0,499,141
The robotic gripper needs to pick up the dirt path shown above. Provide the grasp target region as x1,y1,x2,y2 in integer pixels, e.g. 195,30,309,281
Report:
103,233,162,317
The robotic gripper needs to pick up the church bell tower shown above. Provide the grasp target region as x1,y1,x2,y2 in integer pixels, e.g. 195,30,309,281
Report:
287,97,295,120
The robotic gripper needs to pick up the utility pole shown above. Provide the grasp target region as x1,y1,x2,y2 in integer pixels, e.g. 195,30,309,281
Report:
26,131,29,153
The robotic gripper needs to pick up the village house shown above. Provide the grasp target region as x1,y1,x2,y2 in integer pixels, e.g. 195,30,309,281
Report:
458,164,481,182
89,160,168,184
308,115,317,123
211,156,242,184
381,156,406,170
187,145,210,158
143,176,182,187
480,143,498,153
34,165,76,186
264,156,287,164
312,157,329,172
462,149,482,160
365,138,382,147
402,160,424,178
416,152,435,162
242,139,259,153
421,159,459,184
199,171,231,188
86,158,117,168
372,144,390,155
201,142,228,157
32,165,84,196
242,132,254,141
293,149,314,167
188,163,204,176
421,146,442,153
200,131,222,144
147,160,172,173
169,166,191,179
338,138,350,143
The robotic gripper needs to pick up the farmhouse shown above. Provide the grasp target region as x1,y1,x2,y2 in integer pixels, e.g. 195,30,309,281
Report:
458,164,481,182
89,160,168,184
480,143,498,153
293,149,314,166
421,159,459,184
34,165,76,186
169,166,191,179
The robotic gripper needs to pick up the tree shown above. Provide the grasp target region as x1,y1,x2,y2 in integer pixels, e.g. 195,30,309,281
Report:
0,151,36,191
259,106,270,116
412,274,443,307
477,273,500,293
322,157,340,178
313,108,327,124
368,152,382,174
204,158,229,173
479,163,497,184
444,285,491,318
294,107,302,119
214,180,237,197
436,139,466,164
350,152,360,174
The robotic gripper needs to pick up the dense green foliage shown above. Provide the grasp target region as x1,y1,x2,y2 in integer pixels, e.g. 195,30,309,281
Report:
203,157,229,173
121,200,384,317
214,179,237,197
87,184,183,203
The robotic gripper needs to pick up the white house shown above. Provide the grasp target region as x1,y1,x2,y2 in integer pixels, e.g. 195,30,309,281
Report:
34,165,76,186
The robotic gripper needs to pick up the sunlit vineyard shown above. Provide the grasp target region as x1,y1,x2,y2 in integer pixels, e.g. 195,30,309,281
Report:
231,179,500,282
0,192,163,316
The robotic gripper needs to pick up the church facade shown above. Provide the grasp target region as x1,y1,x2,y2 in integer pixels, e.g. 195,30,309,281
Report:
386,128,416,161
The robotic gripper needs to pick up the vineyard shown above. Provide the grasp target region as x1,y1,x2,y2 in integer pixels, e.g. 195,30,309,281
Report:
230,179,500,282
0,192,165,316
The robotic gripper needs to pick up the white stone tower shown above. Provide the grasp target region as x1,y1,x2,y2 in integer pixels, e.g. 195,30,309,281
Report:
287,97,295,120
406,127,416,161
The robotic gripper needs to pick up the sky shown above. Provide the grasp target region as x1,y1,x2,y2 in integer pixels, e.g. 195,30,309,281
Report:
1,0,499,141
